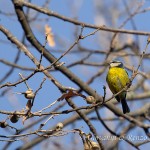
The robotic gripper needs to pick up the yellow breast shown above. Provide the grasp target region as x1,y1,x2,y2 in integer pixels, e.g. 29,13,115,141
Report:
106,67,129,94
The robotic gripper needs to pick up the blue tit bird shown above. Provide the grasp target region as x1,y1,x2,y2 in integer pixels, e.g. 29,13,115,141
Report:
106,60,130,114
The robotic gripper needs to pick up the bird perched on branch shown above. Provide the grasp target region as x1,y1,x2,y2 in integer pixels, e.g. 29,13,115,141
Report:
106,60,130,114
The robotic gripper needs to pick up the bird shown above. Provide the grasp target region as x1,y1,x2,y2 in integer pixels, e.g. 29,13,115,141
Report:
106,60,130,114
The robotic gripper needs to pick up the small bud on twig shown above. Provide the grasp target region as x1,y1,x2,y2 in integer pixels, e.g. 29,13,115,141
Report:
56,122,64,131
0,121,7,128
90,141,100,150
10,114,19,123
85,96,96,104
24,89,35,99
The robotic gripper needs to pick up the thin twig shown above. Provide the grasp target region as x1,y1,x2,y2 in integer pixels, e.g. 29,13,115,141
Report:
19,73,30,90
43,25,85,71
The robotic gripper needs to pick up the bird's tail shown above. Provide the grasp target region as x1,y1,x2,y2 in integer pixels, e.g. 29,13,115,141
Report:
121,99,130,114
